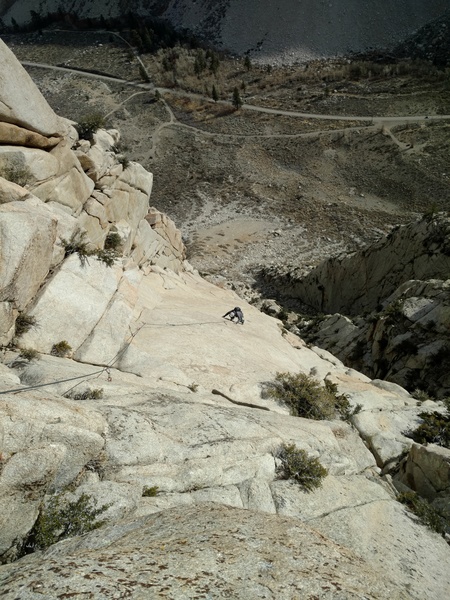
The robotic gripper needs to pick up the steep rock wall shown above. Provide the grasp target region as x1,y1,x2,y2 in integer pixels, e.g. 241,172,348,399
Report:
263,215,450,316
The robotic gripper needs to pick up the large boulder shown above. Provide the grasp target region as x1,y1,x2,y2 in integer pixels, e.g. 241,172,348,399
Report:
0,122,60,150
19,254,121,354
0,200,57,310
0,39,67,137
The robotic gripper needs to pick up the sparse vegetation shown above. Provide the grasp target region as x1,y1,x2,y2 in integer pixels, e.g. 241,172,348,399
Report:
274,442,328,492
406,397,450,449
142,485,159,497
51,340,72,357
23,492,109,553
18,347,40,361
398,491,447,536
15,313,37,337
104,231,122,251
64,388,104,401
232,87,243,110
267,372,360,421
76,112,105,140
61,230,119,267
117,154,130,169
267,372,335,419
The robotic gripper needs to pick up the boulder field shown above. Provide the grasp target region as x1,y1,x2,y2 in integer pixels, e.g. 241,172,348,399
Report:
0,39,449,599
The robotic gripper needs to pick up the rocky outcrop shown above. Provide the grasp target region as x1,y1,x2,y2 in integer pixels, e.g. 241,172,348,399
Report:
0,504,413,600
298,278,450,397
0,39,67,136
0,35,449,599
263,214,450,316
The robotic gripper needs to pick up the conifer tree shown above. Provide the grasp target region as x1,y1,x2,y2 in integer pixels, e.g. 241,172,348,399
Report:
232,87,242,110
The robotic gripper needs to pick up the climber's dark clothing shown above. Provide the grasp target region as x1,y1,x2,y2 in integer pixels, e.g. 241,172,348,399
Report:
223,307,244,324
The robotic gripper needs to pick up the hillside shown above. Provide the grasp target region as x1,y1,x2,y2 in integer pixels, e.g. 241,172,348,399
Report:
1,0,449,63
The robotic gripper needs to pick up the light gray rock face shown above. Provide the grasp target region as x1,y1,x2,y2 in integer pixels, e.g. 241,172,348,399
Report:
300,278,450,396
397,443,450,510
19,254,121,354
0,39,66,136
0,200,56,310
266,215,450,316
0,504,410,600
0,389,107,563
0,302,14,345
1,37,449,598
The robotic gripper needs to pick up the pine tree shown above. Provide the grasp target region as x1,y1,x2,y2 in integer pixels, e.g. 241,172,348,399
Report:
244,55,251,71
212,84,219,102
232,87,242,110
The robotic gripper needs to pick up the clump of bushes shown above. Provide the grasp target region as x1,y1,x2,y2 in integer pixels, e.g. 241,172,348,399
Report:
76,113,105,140
267,372,335,420
398,491,448,536
18,348,40,361
15,313,37,337
406,397,450,449
266,372,361,421
61,230,119,267
274,442,328,492
23,493,109,553
51,340,72,357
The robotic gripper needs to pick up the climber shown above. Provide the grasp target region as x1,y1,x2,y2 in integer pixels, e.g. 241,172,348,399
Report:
222,307,244,325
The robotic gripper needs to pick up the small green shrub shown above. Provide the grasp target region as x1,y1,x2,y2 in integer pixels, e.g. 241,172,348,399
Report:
25,493,109,552
398,491,447,535
325,380,362,421
19,347,40,361
406,402,450,449
142,485,159,497
64,388,104,401
412,388,431,403
394,338,419,356
76,113,105,140
274,443,328,492
61,230,94,265
51,340,72,357
104,231,122,251
61,230,118,267
266,372,336,420
15,313,37,337
95,248,118,267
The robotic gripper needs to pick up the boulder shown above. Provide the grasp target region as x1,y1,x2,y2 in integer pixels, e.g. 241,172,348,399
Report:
0,176,31,204
0,122,60,150
0,39,66,137
0,201,56,310
396,442,450,503
0,145,59,183
19,254,121,354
